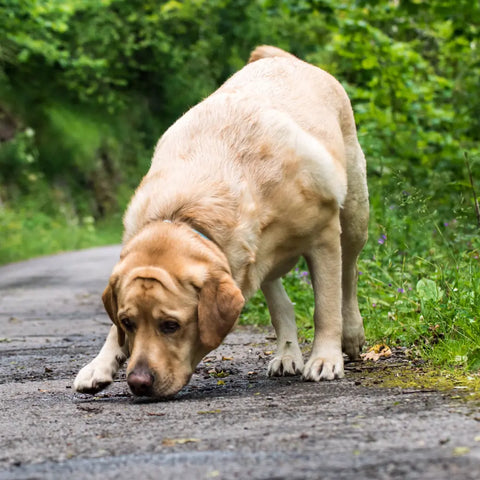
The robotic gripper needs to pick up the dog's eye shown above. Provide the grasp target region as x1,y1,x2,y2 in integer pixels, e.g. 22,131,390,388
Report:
121,317,135,332
159,320,180,335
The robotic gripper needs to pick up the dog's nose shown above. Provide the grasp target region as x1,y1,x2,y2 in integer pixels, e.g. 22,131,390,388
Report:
127,365,154,396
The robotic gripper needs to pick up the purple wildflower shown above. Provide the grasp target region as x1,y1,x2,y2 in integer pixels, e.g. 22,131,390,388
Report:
378,234,387,245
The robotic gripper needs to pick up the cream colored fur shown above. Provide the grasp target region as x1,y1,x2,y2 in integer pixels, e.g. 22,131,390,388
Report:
74,45,369,397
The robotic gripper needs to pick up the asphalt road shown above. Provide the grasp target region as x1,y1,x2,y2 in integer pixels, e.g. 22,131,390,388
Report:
0,246,479,480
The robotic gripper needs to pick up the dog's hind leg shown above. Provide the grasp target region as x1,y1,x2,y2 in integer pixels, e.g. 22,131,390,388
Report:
262,278,304,376
340,142,369,360
73,325,128,394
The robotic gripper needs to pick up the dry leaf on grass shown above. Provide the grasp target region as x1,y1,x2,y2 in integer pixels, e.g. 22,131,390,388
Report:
361,344,392,362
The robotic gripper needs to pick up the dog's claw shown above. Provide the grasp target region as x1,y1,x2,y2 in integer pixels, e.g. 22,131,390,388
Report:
302,353,344,381
268,354,304,377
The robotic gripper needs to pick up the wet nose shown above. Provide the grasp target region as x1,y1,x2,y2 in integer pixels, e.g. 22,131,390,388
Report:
127,365,154,396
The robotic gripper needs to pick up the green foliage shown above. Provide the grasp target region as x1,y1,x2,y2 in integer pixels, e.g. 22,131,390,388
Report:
307,0,480,213
0,127,39,194
0,201,122,264
0,0,479,370
358,197,480,371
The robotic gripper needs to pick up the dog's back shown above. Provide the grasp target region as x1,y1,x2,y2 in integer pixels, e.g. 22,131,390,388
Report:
123,47,361,278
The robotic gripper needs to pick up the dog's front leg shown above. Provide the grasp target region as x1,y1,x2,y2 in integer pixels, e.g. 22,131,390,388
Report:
262,279,304,376
74,325,128,394
303,216,344,381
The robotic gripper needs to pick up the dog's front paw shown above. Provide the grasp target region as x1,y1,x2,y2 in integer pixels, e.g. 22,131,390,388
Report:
302,350,344,381
73,361,114,394
267,353,304,377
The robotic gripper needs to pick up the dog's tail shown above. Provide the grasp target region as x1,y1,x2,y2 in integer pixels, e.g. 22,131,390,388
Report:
248,45,297,64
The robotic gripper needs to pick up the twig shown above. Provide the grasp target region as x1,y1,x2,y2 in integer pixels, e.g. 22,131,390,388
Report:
400,389,437,394
464,152,480,228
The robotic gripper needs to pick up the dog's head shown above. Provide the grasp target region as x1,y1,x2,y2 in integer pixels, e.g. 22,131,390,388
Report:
103,223,244,398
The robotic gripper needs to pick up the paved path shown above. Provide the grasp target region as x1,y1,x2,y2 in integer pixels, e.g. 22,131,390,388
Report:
0,246,479,479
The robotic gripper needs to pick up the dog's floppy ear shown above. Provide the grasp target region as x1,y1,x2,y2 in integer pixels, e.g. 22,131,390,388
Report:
102,278,125,347
197,273,244,350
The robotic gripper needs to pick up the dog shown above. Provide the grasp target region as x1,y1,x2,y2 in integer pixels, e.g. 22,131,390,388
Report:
74,46,369,398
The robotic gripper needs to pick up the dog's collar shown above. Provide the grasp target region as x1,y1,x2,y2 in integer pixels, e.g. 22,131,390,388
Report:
163,219,211,242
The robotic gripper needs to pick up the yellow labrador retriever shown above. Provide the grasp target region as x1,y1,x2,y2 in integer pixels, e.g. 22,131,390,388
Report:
74,46,369,398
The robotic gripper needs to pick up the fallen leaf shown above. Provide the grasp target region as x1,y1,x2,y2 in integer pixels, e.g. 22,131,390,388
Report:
217,380,225,385
453,446,470,456
206,471,220,478
361,344,392,362
222,356,233,361
263,351,273,356
197,409,221,415
146,412,166,417
162,438,200,447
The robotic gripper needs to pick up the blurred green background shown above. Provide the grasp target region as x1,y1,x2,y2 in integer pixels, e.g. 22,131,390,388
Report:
1,0,479,371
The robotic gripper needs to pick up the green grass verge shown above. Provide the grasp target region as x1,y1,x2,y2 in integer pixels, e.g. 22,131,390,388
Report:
0,205,123,265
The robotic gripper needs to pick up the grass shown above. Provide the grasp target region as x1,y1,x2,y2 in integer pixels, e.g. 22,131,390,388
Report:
0,203,122,265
